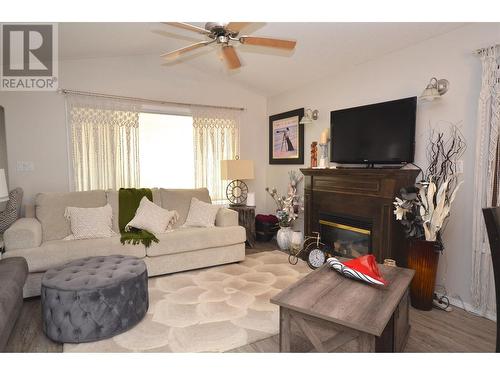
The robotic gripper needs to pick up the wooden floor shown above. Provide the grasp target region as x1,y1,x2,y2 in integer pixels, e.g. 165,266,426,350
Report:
5,242,497,353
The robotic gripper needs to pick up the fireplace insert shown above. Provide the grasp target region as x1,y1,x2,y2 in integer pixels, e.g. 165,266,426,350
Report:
319,213,372,259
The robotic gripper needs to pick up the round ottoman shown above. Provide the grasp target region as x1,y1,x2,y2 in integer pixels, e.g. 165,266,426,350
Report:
41,255,148,343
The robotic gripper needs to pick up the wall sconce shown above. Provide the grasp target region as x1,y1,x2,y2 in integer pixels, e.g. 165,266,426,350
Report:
299,108,319,124
419,77,450,102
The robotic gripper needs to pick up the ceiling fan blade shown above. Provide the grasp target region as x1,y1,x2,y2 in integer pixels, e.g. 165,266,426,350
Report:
226,22,252,33
239,36,296,50
163,22,210,35
161,41,212,60
222,45,241,70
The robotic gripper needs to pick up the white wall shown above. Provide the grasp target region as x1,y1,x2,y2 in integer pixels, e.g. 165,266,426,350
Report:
267,23,500,314
0,54,268,211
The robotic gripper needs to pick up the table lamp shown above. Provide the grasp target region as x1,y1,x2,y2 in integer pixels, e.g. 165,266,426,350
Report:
220,158,254,206
0,169,8,203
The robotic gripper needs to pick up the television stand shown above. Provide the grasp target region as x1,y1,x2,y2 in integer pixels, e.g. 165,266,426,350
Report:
336,164,404,169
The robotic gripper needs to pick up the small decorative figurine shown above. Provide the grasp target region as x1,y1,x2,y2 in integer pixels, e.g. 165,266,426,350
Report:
318,128,330,168
310,141,318,168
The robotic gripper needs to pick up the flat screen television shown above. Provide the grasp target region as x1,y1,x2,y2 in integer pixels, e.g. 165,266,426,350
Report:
330,97,416,164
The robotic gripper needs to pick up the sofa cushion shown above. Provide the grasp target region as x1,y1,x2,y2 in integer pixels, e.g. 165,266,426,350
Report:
106,189,161,234
215,208,239,227
36,190,107,241
160,188,211,227
2,236,146,273
184,198,221,228
126,197,178,234
146,226,246,257
64,204,115,240
4,218,42,251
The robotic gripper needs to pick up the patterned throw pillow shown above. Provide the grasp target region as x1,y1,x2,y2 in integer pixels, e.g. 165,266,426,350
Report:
126,196,179,234
0,187,23,235
64,204,115,240
183,197,221,228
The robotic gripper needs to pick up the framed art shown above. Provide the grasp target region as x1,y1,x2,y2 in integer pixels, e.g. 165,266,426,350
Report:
269,108,304,164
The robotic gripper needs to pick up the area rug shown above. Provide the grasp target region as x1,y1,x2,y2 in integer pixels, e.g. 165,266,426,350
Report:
64,250,311,352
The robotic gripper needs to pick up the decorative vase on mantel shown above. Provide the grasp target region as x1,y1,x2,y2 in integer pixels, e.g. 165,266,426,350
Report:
277,226,293,251
407,239,441,311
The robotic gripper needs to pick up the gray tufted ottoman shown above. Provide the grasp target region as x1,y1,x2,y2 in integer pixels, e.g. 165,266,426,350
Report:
41,255,148,343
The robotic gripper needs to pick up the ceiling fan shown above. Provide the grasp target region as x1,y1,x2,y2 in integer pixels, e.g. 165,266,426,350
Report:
161,22,297,69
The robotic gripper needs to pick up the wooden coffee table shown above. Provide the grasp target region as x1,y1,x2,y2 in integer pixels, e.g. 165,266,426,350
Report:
271,262,414,352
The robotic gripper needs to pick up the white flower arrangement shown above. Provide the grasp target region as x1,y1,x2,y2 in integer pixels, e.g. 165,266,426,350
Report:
418,177,463,241
393,123,466,247
266,170,303,227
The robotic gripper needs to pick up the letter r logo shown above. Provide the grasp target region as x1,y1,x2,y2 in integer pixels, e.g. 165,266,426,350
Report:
2,24,53,76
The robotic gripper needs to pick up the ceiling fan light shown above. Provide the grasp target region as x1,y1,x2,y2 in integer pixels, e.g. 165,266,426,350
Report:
162,22,296,70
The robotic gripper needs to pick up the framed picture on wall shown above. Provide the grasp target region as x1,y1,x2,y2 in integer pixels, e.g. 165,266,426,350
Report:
269,108,304,165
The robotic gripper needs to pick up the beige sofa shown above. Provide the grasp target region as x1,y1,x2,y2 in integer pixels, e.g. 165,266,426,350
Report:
2,188,246,297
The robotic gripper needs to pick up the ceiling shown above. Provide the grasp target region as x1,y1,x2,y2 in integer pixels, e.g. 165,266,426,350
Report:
59,22,467,96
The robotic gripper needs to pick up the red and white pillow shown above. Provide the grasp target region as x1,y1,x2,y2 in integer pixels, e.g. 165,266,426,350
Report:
327,254,388,286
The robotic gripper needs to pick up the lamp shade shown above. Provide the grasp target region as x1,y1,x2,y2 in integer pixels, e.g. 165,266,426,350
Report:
220,160,255,180
419,86,440,102
299,115,312,125
0,169,8,203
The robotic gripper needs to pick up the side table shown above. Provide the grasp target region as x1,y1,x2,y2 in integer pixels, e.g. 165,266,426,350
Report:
229,205,256,248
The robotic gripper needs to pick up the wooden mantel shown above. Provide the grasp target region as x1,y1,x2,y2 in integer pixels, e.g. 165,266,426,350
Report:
301,167,420,266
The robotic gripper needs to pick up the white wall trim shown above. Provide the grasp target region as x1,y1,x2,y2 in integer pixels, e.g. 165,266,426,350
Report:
448,296,496,322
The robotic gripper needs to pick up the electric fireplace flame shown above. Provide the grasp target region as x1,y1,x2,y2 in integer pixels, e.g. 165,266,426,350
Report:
319,214,372,259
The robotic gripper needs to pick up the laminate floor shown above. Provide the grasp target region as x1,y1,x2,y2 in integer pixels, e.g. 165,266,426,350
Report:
5,242,496,353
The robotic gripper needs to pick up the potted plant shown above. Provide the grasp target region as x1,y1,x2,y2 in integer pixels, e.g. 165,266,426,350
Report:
393,124,466,310
266,171,303,250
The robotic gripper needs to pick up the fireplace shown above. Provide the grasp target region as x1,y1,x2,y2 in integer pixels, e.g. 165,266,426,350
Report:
301,168,419,266
319,213,372,259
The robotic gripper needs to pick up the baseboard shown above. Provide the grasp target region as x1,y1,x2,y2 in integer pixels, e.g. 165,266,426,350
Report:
447,297,497,322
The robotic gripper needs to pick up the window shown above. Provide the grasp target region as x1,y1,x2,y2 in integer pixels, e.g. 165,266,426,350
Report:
66,95,240,197
138,112,194,189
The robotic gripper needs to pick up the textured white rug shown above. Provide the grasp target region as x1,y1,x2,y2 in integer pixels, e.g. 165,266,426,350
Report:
64,250,311,352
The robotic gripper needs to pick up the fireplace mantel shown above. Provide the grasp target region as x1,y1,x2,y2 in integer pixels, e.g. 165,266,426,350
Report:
301,167,419,266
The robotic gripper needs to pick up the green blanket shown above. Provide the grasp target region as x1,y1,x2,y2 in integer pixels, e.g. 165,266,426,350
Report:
119,188,159,248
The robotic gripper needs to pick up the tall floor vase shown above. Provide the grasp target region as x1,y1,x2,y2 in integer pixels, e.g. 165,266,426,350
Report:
407,239,440,311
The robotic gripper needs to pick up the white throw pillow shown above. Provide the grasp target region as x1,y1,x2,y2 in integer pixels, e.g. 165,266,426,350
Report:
126,196,179,234
183,197,221,228
64,204,115,240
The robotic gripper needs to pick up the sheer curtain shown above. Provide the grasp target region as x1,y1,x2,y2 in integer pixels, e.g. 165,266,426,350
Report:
471,45,500,317
192,106,240,202
66,95,140,191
